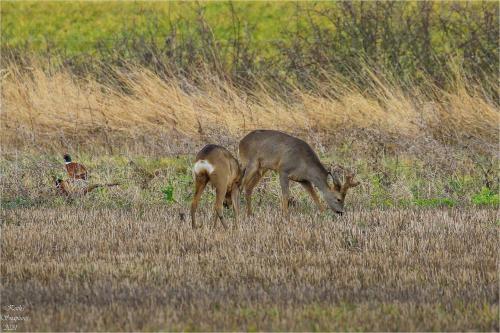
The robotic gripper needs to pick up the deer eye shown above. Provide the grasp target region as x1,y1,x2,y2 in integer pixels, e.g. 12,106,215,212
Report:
337,198,341,202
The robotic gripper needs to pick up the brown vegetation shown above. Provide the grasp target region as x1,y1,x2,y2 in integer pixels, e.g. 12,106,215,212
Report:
1,62,497,156
1,206,497,331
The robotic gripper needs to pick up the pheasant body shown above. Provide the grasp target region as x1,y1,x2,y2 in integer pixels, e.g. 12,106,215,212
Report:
64,154,88,180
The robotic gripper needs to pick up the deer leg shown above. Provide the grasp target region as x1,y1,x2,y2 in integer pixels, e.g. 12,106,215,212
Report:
213,178,228,229
231,183,240,228
244,170,266,217
279,172,290,218
223,192,232,209
299,180,325,212
191,175,208,229
241,161,260,217
240,160,258,189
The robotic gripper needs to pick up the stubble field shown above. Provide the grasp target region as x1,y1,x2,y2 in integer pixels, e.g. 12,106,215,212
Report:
2,204,498,331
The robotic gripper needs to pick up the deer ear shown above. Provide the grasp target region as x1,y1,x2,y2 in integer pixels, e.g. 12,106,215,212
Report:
328,172,342,191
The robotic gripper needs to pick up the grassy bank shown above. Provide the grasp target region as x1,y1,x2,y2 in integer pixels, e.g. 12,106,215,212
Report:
1,151,498,212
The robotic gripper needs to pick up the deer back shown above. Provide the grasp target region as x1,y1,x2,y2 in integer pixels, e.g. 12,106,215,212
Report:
239,130,328,181
194,144,241,188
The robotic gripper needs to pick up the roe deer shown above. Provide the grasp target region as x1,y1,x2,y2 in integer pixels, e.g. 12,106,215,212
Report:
191,144,241,229
239,130,359,216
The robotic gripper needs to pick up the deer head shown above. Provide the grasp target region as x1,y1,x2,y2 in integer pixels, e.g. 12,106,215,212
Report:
329,164,360,200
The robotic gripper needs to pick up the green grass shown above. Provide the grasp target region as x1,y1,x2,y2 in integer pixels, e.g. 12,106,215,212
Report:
2,1,495,63
2,1,497,102
161,183,175,203
472,187,500,206
1,1,303,56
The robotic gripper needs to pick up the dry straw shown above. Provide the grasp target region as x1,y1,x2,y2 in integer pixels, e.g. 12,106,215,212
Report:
1,62,497,153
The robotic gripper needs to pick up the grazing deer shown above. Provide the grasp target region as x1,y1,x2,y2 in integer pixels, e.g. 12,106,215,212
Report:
239,130,359,216
191,144,241,229
64,154,88,180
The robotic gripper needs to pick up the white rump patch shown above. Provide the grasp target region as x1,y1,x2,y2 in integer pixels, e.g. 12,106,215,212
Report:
193,160,215,175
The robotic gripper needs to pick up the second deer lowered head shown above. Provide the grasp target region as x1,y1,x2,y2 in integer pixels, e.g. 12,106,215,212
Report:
239,130,360,216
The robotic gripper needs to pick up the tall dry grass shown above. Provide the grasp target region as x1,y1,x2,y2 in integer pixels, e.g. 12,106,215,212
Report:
1,62,497,155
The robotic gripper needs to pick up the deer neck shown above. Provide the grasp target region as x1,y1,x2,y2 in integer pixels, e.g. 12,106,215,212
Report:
309,167,331,194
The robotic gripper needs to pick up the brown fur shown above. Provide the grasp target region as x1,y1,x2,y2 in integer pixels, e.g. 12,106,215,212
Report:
190,144,241,229
239,130,359,217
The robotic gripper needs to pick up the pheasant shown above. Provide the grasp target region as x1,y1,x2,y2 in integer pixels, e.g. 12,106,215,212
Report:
64,154,88,180
55,178,119,196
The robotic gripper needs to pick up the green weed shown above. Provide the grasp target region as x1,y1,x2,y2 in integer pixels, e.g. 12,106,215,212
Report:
471,187,499,206
1,197,34,209
162,183,175,203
